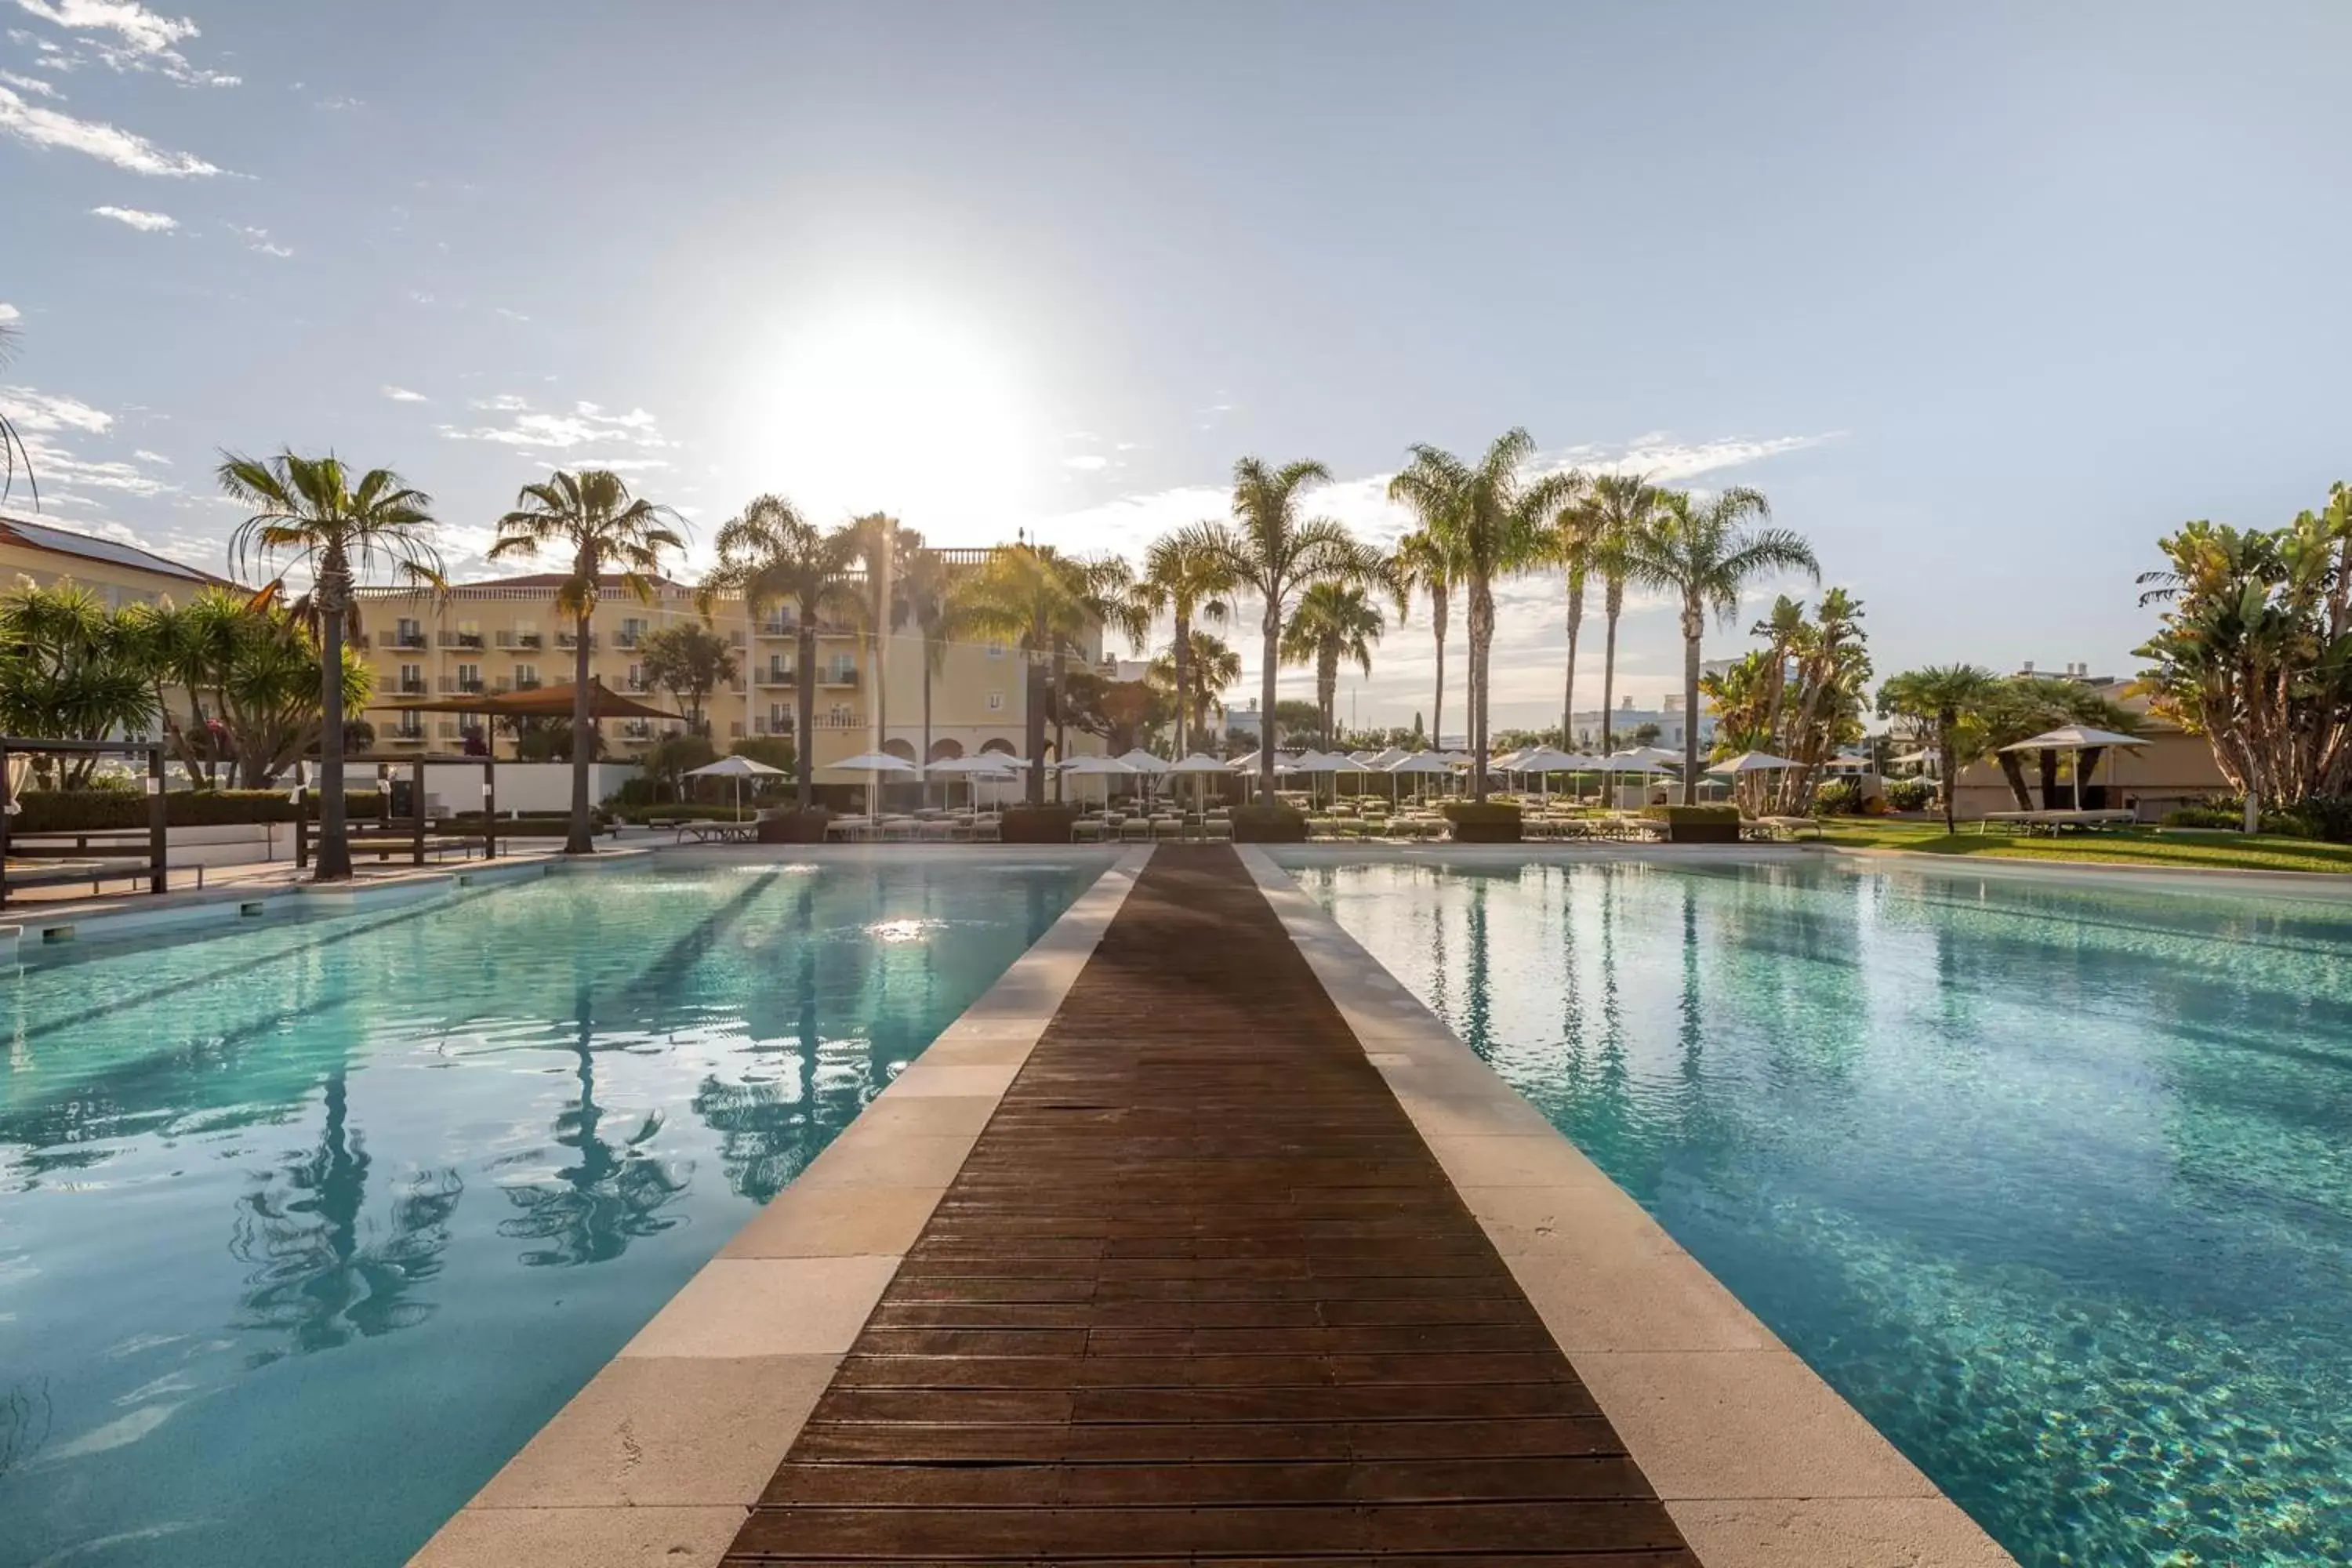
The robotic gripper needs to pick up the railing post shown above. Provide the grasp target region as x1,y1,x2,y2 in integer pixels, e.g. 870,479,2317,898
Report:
1,741,12,910
412,759,426,865
483,760,496,862
147,742,168,895
296,762,310,868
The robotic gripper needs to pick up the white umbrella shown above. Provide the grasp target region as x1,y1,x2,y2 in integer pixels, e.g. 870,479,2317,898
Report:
1509,746,1590,773
1705,751,1806,774
1115,749,1171,774
826,750,919,815
684,753,786,818
1365,746,1408,768
1890,747,1936,769
1998,725,2148,810
1386,752,1455,775
1826,753,1876,771
1599,751,1666,772
927,753,1018,808
1166,752,1231,774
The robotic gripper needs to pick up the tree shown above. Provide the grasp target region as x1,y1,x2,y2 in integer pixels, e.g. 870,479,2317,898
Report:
696,496,862,811
219,449,443,880
1280,581,1384,751
2135,488,2352,808
1540,475,1598,748
0,579,155,783
1617,487,1818,803
1058,671,1167,756
491,469,684,855
1387,430,1575,800
637,621,736,738
1196,457,1378,799
1390,528,1455,751
1970,675,2140,808
892,530,956,768
1779,587,1867,810
848,513,899,764
1272,698,1325,748
1573,473,1668,755
949,543,1142,802
1149,629,1240,742
1132,528,1235,757
1877,665,1997,833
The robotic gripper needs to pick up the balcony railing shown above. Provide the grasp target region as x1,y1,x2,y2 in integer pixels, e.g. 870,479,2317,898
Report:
514,676,543,691
755,666,797,687
495,631,545,649
438,676,486,694
555,631,597,651
387,727,427,743
614,630,642,650
820,668,860,688
394,678,428,696
437,631,485,650
391,632,428,650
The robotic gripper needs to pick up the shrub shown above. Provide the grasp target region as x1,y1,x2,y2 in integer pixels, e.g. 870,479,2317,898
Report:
14,788,301,833
1884,777,1935,812
731,735,797,775
1439,801,1521,844
1640,804,1740,825
1813,779,1865,815
1231,803,1309,843
612,775,662,808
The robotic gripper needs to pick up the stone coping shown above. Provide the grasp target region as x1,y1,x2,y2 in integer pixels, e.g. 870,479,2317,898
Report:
407,846,1153,1568
1817,842,2352,898
1236,847,2017,1568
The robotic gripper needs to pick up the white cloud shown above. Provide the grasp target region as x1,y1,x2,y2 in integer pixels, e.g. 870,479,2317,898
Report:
0,85,220,173
0,67,60,96
0,384,111,435
313,93,361,111
0,302,19,322
130,446,167,463
381,386,428,404
492,306,530,323
439,398,673,455
0,381,182,510
90,203,173,230
1062,455,1109,472
13,2,196,54
222,221,289,256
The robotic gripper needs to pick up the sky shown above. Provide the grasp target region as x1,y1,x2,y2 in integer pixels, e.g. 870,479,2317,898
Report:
4,0,2349,731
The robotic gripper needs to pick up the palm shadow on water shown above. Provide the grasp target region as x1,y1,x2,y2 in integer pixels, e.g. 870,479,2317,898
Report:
232,1069,464,1363
694,880,828,1204
500,982,690,1267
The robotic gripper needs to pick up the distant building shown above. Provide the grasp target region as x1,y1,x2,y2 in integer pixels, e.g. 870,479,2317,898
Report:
1944,662,2228,821
1566,694,1716,753
0,510,234,608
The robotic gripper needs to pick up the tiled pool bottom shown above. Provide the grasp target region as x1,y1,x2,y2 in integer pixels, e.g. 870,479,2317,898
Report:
1280,850,2352,1568
0,852,1116,1568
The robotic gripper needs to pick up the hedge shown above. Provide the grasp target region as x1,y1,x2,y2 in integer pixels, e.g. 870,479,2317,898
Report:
617,803,758,825
13,789,303,833
1000,804,1079,844
1641,804,1740,824
1440,800,1522,844
1231,804,1308,843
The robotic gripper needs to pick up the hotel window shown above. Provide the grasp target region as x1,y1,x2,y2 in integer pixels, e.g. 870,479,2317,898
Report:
397,617,423,648
398,662,423,693
514,663,539,688
827,654,856,683
457,662,482,691
987,691,1004,711
828,704,853,727
626,662,644,691
985,640,1004,659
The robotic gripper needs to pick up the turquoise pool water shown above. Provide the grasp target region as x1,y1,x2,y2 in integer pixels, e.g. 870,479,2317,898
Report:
0,852,1112,1568
1283,851,2352,1568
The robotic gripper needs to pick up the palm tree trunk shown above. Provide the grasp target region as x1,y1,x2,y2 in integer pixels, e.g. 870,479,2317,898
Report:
566,612,594,855
1563,577,1583,750
920,652,933,774
315,576,353,882
1940,717,1959,834
1318,648,1338,751
1172,612,1191,757
1260,599,1279,800
1469,576,1494,804
796,624,817,810
1600,586,1622,756
1429,586,1447,751
1680,601,1703,806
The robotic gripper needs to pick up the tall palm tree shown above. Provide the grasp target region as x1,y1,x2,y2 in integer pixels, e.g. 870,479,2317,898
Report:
1617,487,1818,803
1574,473,1666,754
491,470,684,854
696,495,863,810
219,450,443,880
1149,629,1240,742
1541,477,1597,746
1193,457,1376,799
948,543,1142,802
1386,430,1575,800
849,513,900,760
1782,586,1864,808
891,530,956,768
1281,582,1385,750
1389,528,1455,753
1878,664,1996,834
1131,528,1236,757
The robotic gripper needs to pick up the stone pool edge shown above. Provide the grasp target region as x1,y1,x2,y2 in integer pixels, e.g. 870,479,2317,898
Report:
1237,846,2019,1568
405,845,1154,1568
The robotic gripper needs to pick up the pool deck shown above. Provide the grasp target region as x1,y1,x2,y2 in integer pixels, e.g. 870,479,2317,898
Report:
411,844,2013,1568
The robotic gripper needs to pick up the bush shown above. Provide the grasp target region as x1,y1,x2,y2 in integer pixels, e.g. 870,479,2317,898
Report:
1439,801,1522,844
731,735,797,775
13,788,301,833
1884,777,1935,812
1232,804,1309,843
1641,804,1740,825
1813,779,1865,815
2158,794,2352,840
612,775,662,808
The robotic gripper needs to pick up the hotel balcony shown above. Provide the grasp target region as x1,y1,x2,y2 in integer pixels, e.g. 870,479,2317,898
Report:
495,630,545,649
437,631,485,650
437,675,487,695
555,631,597,651
755,666,798,688
393,678,429,696
390,632,429,651
819,668,860,688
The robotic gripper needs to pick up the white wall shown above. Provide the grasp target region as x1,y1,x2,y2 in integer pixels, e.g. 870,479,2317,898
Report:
419,761,640,815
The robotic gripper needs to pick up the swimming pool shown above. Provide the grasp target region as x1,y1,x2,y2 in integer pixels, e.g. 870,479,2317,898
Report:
1280,850,2352,1568
0,851,1115,1568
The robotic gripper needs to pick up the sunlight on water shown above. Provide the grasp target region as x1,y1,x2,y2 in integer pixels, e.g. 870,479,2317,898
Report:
0,854,1113,1568
1283,853,2352,1568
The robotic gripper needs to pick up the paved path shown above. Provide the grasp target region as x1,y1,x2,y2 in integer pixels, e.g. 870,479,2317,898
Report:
720,845,1698,1565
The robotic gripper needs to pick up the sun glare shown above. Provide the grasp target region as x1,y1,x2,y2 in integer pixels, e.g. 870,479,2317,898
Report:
738,303,1040,538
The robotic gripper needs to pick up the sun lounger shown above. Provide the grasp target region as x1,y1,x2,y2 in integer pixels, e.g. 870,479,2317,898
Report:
673,818,755,844
1752,815,1824,841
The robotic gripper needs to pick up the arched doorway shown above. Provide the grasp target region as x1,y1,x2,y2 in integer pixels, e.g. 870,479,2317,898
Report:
927,738,965,762
880,739,916,763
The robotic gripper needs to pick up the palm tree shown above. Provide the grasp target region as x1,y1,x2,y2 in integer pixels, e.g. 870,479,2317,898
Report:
1280,582,1384,750
1617,487,1818,803
1573,472,1667,755
1389,528,1455,752
1131,528,1236,757
491,470,684,855
892,531,956,768
695,495,862,811
949,543,1142,802
0,318,34,506
1194,458,1377,800
1781,586,1864,808
849,513,900,760
218,450,443,880
1149,629,1240,742
1386,430,1575,800
1878,664,1997,833
1541,477,1597,747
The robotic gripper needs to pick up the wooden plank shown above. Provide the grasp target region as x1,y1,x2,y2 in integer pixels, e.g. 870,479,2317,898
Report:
720,847,1696,1566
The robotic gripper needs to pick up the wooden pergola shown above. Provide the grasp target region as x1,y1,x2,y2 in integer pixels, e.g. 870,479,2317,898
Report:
296,753,502,867
0,736,169,907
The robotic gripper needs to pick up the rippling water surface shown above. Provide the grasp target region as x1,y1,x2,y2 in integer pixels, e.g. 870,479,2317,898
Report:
0,853,1111,1568
1283,851,2352,1568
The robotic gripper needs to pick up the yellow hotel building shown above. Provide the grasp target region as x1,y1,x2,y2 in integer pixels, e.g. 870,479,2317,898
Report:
350,552,1109,771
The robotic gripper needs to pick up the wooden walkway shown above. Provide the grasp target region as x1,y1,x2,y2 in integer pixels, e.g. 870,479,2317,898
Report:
722,846,1700,1566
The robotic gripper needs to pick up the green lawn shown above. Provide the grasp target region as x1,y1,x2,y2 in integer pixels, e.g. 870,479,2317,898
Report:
1814,818,2352,876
